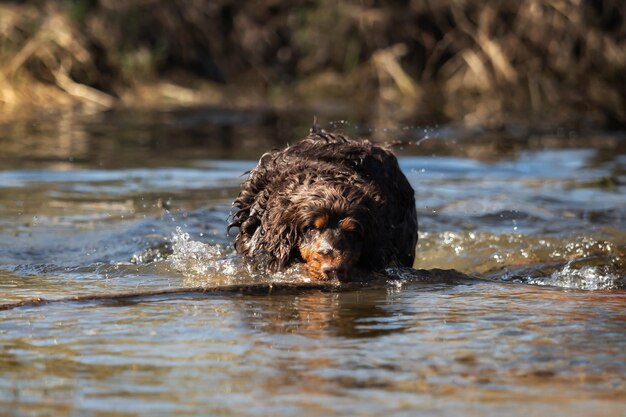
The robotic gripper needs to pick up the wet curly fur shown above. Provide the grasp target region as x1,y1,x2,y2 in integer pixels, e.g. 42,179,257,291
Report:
228,128,418,281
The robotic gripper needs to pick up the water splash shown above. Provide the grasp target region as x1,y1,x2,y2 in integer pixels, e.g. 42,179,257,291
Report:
168,227,314,286
417,230,625,290
526,261,624,290
167,229,454,288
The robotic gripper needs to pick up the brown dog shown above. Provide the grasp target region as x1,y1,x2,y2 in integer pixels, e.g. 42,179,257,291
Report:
228,126,418,281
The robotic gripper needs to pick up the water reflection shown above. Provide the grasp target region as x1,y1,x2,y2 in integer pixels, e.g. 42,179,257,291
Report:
0,280,625,416
0,107,310,169
2,108,624,169
238,288,411,339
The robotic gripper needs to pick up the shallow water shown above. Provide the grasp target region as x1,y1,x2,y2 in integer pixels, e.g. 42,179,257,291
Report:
0,109,625,415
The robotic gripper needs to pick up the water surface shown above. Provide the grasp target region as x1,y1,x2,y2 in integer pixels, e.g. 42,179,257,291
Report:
0,109,624,415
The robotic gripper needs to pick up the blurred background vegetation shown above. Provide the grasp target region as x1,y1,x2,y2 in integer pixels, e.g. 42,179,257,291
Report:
0,0,624,127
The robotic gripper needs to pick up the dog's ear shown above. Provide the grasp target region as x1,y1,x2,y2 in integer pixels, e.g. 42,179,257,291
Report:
259,221,297,271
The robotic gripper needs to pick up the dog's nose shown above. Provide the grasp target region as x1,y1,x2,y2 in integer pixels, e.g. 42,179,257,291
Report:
321,263,349,280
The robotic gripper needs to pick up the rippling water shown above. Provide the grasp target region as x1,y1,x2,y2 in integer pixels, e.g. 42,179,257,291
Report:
0,109,624,415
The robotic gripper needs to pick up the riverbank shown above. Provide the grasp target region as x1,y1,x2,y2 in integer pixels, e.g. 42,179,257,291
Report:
1,1,624,127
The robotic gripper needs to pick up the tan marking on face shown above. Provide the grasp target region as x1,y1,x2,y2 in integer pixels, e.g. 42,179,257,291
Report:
299,237,350,281
299,244,316,264
340,217,358,233
298,244,325,280
313,213,329,230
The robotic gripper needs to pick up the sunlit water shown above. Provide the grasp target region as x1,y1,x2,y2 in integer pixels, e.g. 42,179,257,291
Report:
0,110,624,416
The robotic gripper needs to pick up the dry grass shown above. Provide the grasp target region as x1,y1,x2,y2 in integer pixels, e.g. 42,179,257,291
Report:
0,0,624,126
0,4,115,110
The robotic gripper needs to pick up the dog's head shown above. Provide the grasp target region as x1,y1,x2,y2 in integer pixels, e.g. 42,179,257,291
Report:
233,178,382,281
282,182,379,281
297,210,364,280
